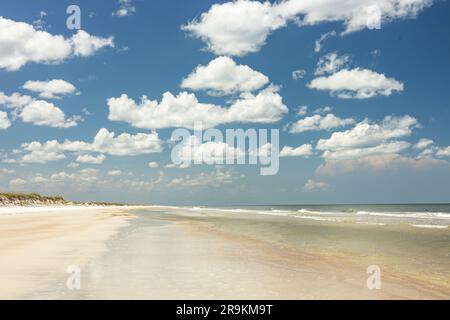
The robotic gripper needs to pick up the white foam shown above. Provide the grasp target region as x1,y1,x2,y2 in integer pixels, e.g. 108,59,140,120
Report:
411,224,448,229
356,211,450,220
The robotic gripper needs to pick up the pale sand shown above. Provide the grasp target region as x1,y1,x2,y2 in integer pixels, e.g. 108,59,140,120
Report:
1,206,449,299
0,206,141,299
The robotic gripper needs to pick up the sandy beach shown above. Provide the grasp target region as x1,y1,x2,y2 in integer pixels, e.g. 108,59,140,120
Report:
0,206,138,299
0,205,449,300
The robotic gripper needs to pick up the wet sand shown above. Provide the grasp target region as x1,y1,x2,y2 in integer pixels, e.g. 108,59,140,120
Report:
1,206,449,299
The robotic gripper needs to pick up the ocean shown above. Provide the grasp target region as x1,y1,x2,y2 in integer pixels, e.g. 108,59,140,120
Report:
172,203,450,228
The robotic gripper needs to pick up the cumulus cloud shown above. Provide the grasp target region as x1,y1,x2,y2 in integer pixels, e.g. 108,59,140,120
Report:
9,178,27,188
0,111,11,129
113,0,136,17
297,105,308,116
108,86,288,129
290,114,355,133
436,147,450,157
22,79,78,99
303,179,329,191
317,154,447,175
169,167,237,188
76,154,106,164
70,30,114,57
19,128,162,163
414,138,434,149
313,115,429,174
292,69,306,80
182,0,287,56
314,52,350,76
0,92,80,128
181,56,269,96
0,17,114,71
19,100,79,128
107,170,122,176
314,31,336,53
148,161,159,168
182,0,432,56
280,144,313,157
0,92,33,109
316,115,419,151
174,135,245,164
308,68,404,99
313,106,332,115
323,141,411,160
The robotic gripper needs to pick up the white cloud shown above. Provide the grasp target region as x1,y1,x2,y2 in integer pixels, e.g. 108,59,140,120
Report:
323,141,411,160
148,161,159,168
0,111,11,129
290,114,355,133
175,135,244,164
292,69,306,80
317,154,447,175
107,170,123,176
0,17,114,71
9,178,27,187
50,169,99,185
314,52,350,76
314,31,336,53
297,105,308,116
416,147,435,159
169,167,236,188
67,162,79,168
0,91,80,128
0,92,33,109
303,179,329,191
182,0,432,56
182,0,287,56
70,30,114,57
165,163,191,169
181,56,269,95
316,115,419,151
436,147,450,157
280,144,313,157
20,147,67,164
313,106,332,115
76,154,106,164
22,79,78,99
108,86,287,129
308,68,404,99
314,115,429,173
113,0,136,17
19,100,79,128
20,128,163,163
414,138,434,149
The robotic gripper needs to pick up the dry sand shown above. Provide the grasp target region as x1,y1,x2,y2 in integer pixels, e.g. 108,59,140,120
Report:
0,206,138,299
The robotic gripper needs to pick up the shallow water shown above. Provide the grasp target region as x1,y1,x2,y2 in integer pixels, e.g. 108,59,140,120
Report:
178,204,450,227
34,207,450,299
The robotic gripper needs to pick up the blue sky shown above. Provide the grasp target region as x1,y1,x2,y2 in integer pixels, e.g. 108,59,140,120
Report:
0,0,449,205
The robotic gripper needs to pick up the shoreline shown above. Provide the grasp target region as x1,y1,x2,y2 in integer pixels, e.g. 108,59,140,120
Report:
0,204,152,215
1,205,449,299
